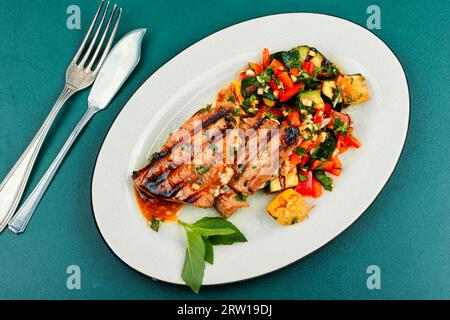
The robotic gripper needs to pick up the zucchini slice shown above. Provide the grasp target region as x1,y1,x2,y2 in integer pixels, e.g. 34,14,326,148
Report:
336,74,370,105
321,80,336,101
297,45,310,64
269,177,282,192
299,90,325,109
309,48,325,68
284,167,299,189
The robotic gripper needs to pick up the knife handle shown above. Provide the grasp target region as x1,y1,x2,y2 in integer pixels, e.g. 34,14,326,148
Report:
0,85,76,232
8,107,97,234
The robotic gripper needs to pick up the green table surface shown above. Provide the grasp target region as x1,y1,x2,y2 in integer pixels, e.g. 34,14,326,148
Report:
0,0,449,300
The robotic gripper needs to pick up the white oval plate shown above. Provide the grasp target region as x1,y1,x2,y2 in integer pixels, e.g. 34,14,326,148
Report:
92,13,409,285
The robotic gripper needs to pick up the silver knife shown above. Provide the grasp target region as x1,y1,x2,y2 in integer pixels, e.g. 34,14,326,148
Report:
8,28,146,234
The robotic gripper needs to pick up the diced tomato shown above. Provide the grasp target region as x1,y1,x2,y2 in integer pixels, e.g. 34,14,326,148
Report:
268,79,278,91
279,83,303,102
249,63,263,75
295,171,313,196
287,110,301,127
313,110,323,124
238,71,247,81
289,68,299,76
277,71,294,89
297,171,323,198
311,178,323,197
289,153,302,165
324,103,332,117
302,61,315,75
331,110,351,125
270,59,286,75
262,48,270,69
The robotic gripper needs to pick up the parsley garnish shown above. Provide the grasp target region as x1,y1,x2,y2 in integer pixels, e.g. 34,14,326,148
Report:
196,166,210,175
234,194,248,202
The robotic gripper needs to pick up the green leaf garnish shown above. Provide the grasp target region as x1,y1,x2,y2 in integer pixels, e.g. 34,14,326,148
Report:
179,217,247,293
314,170,334,191
203,238,214,264
181,230,205,294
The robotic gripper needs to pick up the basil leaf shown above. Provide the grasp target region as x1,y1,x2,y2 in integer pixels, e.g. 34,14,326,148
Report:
193,217,247,245
203,238,214,265
179,220,235,237
314,170,334,191
181,231,205,294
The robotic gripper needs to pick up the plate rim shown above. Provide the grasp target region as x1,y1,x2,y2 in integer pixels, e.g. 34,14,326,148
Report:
90,12,410,287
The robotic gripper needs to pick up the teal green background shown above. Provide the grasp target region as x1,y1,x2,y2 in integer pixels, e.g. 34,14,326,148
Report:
0,0,449,300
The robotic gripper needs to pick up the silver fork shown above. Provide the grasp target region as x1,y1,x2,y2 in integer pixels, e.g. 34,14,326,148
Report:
0,0,122,232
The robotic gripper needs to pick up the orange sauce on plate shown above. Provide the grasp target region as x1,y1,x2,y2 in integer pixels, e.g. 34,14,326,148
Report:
134,188,183,222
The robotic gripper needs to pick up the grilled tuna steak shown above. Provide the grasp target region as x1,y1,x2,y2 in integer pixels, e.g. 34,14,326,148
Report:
133,82,286,217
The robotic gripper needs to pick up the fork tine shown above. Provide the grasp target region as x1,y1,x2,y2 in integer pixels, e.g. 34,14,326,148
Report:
78,1,111,67
86,4,117,70
71,0,105,64
93,8,122,73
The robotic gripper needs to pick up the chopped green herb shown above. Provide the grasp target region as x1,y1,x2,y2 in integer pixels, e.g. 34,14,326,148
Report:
234,193,248,202
150,218,160,232
299,173,308,182
333,116,349,136
242,95,258,113
293,146,307,156
196,166,210,175
314,170,334,191
227,95,236,103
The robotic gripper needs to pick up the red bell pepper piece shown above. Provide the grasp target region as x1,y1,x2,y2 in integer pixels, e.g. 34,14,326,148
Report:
238,71,247,81
262,48,270,69
313,110,323,124
249,63,263,75
302,61,315,75
256,106,267,118
277,71,294,89
269,108,283,118
289,68,299,76
328,168,342,176
330,156,342,169
311,160,322,170
279,83,303,102
321,161,334,171
268,79,278,91
324,103,332,117
345,135,362,148
270,59,286,75
300,155,310,166
287,110,301,127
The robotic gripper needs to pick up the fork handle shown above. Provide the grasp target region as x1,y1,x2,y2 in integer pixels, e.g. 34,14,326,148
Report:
0,84,77,232
8,107,97,234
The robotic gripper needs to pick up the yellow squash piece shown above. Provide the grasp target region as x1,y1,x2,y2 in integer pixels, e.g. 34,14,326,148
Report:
336,74,370,105
267,189,311,225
